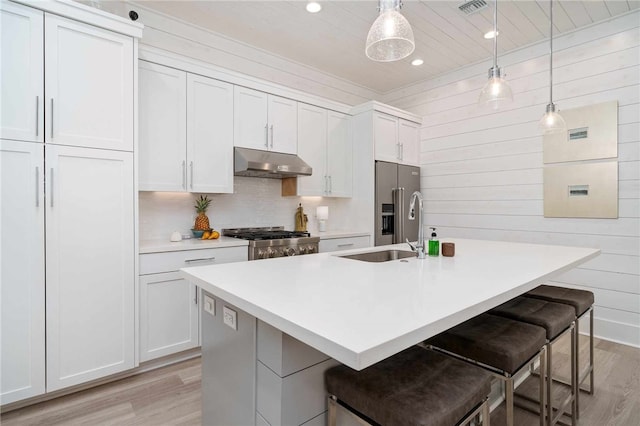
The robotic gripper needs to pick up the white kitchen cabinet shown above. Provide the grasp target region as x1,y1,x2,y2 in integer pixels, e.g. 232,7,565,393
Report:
398,119,420,166
140,272,199,362
0,2,44,143
326,111,352,197
292,105,352,197
187,74,234,193
0,140,46,404
234,86,297,154
45,14,133,151
45,145,135,391
138,246,247,361
318,236,371,253
296,103,327,196
139,62,234,193
138,61,187,191
374,112,420,166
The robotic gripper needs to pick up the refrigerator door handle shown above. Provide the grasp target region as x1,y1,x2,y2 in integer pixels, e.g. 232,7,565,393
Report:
393,187,405,244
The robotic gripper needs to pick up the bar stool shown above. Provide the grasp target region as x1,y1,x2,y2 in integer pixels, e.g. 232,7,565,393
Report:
490,296,577,425
526,284,595,417
425,313,547,426
325,346,492,426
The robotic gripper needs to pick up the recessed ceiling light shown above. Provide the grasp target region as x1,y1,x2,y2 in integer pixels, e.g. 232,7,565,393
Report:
411,58,424,66
484,30,499,39
306,2,322,13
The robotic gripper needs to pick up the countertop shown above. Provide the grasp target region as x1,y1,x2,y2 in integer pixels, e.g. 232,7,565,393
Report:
180,239,599,370
139,236,248,254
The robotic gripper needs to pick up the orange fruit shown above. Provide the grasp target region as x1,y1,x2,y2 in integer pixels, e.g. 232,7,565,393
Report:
210,231,220,239
202,231,211,240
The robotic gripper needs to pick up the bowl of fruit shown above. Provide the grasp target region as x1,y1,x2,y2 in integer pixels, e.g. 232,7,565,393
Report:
192,195,220,240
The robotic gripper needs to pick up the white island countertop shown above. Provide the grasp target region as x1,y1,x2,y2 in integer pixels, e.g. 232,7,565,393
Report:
181,238,599,370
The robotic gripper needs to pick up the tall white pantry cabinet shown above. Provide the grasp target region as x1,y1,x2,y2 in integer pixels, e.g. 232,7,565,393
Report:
0,0,141,404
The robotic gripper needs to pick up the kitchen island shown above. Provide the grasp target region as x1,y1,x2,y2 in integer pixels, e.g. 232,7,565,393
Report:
181,239,599,426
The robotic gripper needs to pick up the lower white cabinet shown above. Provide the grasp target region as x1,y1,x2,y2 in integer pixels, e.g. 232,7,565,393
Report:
139,246,248,362
1,141,135,400
318,236,370,253
140,272,199,362
45,145,135,391
0,140,46,404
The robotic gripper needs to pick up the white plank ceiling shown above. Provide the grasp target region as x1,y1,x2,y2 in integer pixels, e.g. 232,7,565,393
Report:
128,0,638,93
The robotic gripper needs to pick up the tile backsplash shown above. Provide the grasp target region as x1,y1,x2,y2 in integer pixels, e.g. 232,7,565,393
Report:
139,176,355,240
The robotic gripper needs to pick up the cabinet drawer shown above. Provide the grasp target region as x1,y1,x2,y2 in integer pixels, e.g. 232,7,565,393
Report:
318,236,370,253
140,246,247,275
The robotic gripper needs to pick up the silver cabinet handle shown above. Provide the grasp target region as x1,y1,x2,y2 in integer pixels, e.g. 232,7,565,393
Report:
182,160,186,189
400,143,404,161
270,125,274,149
50,99,54,138
337,243,354,248
324,175,328,194
194,287,198,305
50,168,54,207
35,167,40,207
185,257,216,263
396,143,400,160
190,161,194,189
264,124,268,148
35,96,39,136
329,175,332,194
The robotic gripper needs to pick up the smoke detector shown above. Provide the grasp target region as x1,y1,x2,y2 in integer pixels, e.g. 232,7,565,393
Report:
458,0,488,15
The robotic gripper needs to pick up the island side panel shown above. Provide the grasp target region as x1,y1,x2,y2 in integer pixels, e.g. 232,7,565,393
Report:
201,292,257,426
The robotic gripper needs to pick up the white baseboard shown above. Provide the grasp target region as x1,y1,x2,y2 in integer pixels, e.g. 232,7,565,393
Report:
579,315,640,348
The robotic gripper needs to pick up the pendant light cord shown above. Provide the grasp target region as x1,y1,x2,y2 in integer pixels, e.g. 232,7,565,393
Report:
493,0,498,69
549,0,554,104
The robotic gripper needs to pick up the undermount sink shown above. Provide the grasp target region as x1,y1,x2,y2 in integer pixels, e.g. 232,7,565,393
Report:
338,249,416,263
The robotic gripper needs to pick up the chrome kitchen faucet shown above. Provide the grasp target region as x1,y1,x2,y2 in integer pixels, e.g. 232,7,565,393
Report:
406,191,426,259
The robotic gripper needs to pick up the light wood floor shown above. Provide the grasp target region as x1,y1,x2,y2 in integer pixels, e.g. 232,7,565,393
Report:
1,335,638,425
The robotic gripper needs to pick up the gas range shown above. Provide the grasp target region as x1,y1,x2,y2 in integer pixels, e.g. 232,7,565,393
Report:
222,227,320,260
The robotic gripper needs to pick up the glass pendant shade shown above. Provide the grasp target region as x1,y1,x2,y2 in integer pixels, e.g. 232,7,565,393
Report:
539,103,566,135
365,9,415,62
478,67,513,110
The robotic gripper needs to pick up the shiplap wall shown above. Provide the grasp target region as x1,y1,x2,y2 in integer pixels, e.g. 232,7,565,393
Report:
386,11,640,347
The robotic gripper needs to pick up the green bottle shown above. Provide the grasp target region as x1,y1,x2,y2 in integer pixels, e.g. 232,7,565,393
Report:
428,227,439,256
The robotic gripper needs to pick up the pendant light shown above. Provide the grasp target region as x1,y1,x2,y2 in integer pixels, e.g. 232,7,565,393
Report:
539,0,566,134
365,0,415,62
478,0,513,109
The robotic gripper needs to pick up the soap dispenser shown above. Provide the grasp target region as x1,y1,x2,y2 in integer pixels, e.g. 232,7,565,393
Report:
428,227,440,256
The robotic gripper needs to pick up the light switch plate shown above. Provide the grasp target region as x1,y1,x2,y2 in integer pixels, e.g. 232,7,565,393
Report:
204,294,215,316
223,306,238,330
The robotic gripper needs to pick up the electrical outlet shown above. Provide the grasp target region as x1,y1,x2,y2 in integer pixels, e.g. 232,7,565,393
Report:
223,306,237,330
204,295,215,316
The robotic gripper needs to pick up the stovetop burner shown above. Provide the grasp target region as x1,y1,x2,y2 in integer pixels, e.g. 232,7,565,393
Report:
222,227,310,241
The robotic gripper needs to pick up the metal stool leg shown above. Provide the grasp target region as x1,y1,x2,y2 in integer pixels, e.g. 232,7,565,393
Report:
571,324,577,425
589,307,595,394
575,316,580,419
547,343,553,425
327,395,337,426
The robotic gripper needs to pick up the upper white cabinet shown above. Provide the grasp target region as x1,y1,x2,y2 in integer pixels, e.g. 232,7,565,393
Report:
0,2,44,143
326,111,352,197
0,140,46,404
0,2,134,151
373,112,420,166
294,104,352,197
398,119,420,166
45,15,134,151
139,61,234,193
234,87,297,154
139,61,187,191
45,145,135,391
187,74,234,193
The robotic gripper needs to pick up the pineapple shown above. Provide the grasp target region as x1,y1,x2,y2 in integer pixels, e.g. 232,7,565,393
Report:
194,195,212,230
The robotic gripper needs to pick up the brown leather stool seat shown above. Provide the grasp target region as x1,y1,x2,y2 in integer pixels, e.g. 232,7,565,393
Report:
489,296,575,340
325,346,492,426
525,285,596,418
426,313,547,426
490,296,577,425
526,285,594,317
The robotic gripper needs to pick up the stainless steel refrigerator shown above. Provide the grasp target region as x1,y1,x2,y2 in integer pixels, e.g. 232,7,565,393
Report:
375,161,421,246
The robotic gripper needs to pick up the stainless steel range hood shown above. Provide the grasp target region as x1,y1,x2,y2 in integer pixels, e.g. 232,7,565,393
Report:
234,147,312,179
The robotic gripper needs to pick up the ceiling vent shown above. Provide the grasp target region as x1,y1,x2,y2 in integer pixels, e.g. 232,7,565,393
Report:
458,0,488,15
